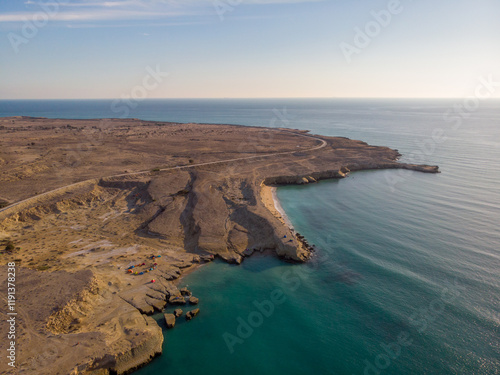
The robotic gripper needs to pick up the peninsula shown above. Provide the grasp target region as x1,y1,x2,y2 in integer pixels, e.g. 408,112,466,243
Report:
0,117,438,375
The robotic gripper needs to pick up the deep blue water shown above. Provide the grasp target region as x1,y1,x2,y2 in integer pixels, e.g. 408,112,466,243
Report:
1,99,498,374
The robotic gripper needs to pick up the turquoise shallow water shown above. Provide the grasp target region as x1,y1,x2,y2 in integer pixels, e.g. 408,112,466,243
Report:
1,99,498,374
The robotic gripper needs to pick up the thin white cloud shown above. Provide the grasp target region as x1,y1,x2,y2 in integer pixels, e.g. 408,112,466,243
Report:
96,0,324,4
24,0,147,7
22,0,323,8
65,20,210,28
3,0,324,24
0,8,196,23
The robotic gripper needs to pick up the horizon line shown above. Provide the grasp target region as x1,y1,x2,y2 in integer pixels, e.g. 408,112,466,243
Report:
2,97,500,101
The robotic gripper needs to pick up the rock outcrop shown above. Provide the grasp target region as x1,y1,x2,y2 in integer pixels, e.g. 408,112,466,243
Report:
0,267,164,375
164,314,176,329
186,308,200,321
169,296,187,305
189,296,199,305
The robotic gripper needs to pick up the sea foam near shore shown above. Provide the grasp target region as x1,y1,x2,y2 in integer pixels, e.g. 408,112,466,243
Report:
270,187,294,231
259,184,292,231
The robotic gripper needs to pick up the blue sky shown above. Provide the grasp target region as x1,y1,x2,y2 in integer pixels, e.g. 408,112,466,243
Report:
0,0,499,99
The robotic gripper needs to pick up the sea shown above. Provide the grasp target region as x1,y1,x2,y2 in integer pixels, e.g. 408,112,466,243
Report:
1,99,498,375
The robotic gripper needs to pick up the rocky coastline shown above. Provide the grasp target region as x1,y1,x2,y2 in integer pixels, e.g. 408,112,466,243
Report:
0,117,440,375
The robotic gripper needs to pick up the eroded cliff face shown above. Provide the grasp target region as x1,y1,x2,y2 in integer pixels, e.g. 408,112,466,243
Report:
143,171,308,263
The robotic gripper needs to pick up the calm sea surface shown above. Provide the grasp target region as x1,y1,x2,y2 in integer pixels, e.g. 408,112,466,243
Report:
1,99,498,374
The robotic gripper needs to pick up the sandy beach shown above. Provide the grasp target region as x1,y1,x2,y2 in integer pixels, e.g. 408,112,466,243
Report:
271,187,295,231
260,184,295,231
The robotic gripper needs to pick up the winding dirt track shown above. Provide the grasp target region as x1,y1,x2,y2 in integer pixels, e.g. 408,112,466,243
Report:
0,129,327,215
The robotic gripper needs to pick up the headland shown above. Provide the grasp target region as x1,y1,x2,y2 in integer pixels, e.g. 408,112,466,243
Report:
0,117,438,374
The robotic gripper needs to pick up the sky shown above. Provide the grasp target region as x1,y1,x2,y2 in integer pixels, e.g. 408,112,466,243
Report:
0,0,499,99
